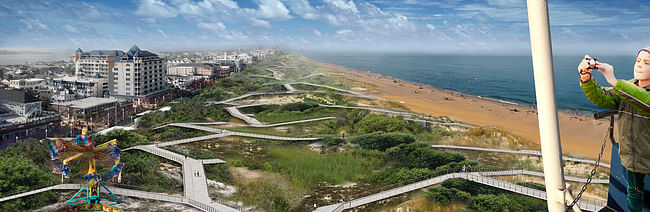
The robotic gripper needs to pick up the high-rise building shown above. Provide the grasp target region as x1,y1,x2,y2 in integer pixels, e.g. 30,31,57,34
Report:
112,45,166,97
73,48,124,79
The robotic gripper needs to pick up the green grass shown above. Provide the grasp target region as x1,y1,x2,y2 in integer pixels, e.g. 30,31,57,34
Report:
266,146,383,187
224,119,337,137
254,107,346,124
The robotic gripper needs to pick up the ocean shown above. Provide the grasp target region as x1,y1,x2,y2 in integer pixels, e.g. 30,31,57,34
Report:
302,52,640,113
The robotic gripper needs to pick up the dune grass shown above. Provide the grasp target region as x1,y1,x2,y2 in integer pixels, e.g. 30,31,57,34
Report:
266,146,382,187
254,107,346,124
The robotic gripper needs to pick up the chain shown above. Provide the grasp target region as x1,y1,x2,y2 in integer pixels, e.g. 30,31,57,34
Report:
566,121,610,211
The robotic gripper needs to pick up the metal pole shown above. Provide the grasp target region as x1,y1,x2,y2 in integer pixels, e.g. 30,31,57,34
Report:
526,0,566,211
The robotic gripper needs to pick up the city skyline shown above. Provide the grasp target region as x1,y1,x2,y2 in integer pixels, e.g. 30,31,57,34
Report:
1,0,649,55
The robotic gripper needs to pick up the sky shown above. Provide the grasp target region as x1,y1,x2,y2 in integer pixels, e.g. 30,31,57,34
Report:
0,0,648,55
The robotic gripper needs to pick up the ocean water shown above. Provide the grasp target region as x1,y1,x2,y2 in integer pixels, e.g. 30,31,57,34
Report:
302,52,639,113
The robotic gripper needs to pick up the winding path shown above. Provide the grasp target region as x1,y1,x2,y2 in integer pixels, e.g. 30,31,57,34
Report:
431,144,611,169
315,170,606,212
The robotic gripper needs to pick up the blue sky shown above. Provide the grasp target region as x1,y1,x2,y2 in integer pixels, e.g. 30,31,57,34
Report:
0,0,648,55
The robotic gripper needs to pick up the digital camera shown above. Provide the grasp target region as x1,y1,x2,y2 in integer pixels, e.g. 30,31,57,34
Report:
587,57,598,69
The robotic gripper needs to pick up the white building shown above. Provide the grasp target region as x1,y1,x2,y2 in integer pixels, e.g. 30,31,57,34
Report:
167,65,195,76
112,45,166,97
50,75,108,98
9,78,44,89
74,48,124,79
0,89,42,118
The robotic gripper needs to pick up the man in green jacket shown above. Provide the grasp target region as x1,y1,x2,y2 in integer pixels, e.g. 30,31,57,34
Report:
579,47,650,212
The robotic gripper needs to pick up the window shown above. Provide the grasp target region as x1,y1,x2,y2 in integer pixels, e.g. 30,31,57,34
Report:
126,73,130,76
126,68,130,71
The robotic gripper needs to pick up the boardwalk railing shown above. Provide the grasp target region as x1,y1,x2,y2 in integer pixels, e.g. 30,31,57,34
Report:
317,167,607,212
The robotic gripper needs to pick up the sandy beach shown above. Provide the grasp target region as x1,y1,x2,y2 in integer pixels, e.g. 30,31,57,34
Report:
311,60,614,163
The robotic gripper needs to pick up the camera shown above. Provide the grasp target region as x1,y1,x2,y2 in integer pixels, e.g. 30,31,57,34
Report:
587,57,598,69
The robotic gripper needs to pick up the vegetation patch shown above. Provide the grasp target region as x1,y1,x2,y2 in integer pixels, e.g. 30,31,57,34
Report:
266,146,383,187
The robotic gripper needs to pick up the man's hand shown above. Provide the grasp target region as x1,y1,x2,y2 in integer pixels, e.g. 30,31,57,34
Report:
595,61,617,86
578,55,593,82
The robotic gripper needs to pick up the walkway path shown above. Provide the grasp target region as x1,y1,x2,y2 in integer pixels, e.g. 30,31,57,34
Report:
249,75,277,80
0,183,239,212
283,83,297,92
431,144,611,169
266,68,281,80
228,101,470,129
123,144,240,212
156,134,231,147
156,122,321,141
315,170,606,212
225,106,263,126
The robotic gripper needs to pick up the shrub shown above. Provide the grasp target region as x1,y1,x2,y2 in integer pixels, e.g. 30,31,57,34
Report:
352,132,415,151
466,194,512,212
386,143,465,169
320,136,345,146
425,186,470,205
354,114,407,133
365,168,434,185
279,102,319,112
93,129,148,149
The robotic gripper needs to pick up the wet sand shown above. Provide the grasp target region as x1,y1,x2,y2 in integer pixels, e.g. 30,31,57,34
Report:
311,60,613,163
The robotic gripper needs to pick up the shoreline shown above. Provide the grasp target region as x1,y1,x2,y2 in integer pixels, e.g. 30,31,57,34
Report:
306,57,613,163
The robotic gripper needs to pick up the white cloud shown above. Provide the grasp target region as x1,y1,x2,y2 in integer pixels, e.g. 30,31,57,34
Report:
283,0,318,19
251,19,272,28
157,28,169,38
425,23,435,31
136,27,144,33
325,0,359,14
197,22,227,33
256,0,292,20
135,0,177,19
63,24,78,33
20,18,49,31
336,29,352,35
312,29,322,36
486,0,524,7
215,0,239,9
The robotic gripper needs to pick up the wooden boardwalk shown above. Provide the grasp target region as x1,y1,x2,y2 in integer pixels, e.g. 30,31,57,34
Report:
432,144,611,169
316,170,606,212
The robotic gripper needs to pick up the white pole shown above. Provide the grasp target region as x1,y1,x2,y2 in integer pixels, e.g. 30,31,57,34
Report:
526,0,566,211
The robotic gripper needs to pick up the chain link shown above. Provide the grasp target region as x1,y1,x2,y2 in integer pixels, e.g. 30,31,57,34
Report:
566,121,610,211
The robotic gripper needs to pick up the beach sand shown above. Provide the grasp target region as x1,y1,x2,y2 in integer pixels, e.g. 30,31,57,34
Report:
312,60,613,163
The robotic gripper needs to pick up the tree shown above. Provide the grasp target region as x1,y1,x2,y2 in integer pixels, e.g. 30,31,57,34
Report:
93,129,148,149
0,157,58,211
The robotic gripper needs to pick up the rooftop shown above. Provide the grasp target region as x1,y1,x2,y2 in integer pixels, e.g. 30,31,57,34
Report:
0,89,41,103
51,97,125,109
78,49,124,57
10,78,45,82
113,45,159,62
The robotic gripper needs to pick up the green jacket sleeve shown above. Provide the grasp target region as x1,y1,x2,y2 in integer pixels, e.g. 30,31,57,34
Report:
613,79,650,115
580,78,620,110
